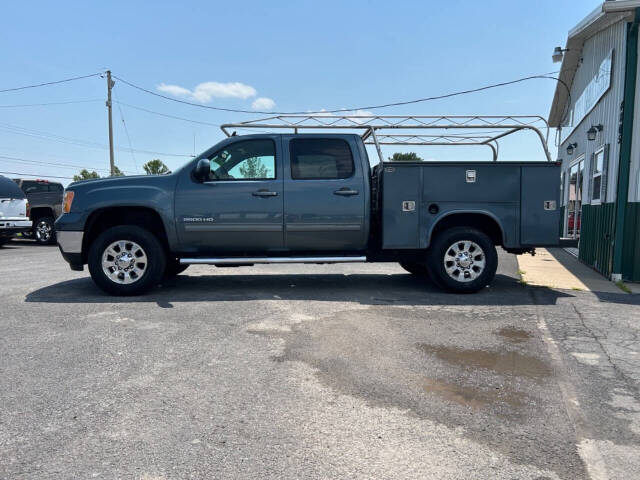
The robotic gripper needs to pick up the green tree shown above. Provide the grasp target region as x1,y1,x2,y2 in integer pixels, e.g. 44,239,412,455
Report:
388,152,423,162
111,166,124,177
143,159,170,175
73,169,100,182
239,157,268,179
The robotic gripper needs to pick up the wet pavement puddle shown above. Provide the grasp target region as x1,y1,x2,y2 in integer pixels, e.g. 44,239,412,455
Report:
496,326,532,343
423,377,527,409
417,344,551,380
418,342,551,411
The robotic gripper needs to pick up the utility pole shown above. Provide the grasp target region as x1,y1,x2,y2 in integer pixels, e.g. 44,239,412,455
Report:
105,70,115,176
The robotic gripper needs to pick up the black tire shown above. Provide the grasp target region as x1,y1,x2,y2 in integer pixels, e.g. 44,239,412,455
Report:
0,238,10,247
88,225,167,296
399,262,429,276
33,216,56,245
427,227,497,293
163,258,189,280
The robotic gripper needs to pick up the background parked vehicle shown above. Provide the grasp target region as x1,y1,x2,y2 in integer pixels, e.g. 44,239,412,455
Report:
13,178,63,245
0,176,32,247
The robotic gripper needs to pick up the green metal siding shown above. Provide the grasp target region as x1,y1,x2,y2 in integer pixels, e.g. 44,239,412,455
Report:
579,203,616,276
623,202,640,280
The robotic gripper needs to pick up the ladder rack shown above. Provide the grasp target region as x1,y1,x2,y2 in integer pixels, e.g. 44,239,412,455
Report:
220,114,552,163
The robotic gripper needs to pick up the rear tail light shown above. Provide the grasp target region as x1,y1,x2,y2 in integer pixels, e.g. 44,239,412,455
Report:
25,202,30,217
63,191,74,213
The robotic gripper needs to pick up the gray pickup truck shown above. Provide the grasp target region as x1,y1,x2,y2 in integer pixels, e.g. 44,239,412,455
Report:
14,178,64,244
55,114,562,296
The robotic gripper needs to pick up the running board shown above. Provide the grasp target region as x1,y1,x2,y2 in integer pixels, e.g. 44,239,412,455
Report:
179,256,367,265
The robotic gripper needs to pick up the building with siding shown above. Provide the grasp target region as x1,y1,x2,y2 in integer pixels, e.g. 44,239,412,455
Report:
549,0,640,281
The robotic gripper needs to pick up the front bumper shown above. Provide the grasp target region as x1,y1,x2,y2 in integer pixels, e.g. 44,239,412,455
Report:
57,230,84,271
0,219,33,237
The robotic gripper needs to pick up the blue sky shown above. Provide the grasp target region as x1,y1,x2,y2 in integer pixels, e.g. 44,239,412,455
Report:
0,0,602,184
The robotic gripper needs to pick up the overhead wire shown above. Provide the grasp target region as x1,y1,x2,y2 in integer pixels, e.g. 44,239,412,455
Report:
0,170,73,179
0,73,102,93
0,154,136,175
0,99,103,108
113,71,569,118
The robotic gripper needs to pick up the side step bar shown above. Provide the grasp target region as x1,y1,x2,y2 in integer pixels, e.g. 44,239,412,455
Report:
179,256,367,265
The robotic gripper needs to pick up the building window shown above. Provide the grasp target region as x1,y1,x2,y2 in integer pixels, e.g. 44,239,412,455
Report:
590,145,609,204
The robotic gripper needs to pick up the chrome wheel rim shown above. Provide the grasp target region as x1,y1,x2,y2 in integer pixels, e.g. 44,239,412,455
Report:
101,240,148,284
443,240,486,283
35,220,52,242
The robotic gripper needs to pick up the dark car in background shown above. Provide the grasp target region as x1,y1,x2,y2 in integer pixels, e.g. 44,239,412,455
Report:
13,178,63,245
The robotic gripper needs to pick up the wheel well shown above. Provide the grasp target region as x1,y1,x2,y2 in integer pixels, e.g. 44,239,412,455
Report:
30,207,54,221
430,213,504,246
82,207,169,262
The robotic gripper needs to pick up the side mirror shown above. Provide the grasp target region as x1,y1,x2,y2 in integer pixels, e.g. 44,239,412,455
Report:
194,159,211,182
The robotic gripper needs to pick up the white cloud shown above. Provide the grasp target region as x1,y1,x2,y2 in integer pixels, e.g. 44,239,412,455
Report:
157,81,257,103
251,97,276,110
157,83,192,97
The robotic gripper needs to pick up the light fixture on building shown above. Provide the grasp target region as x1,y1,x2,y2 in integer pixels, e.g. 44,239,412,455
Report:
566,143,577,155
587,124,603,141
552,47,569,63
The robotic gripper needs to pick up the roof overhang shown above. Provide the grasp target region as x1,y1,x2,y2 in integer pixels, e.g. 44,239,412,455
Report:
548,1,640,127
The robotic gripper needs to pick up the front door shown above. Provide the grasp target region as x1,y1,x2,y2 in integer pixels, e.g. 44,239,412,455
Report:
175,137,284,253
283,136,367,251
565,156,584,239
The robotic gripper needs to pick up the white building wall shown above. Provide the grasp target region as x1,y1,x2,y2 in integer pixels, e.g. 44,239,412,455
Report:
559,20,627,204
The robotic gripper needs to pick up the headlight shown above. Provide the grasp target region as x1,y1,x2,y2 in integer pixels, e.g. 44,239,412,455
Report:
63,191,75,213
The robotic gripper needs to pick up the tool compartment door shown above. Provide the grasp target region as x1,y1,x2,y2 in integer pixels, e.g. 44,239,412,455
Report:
382,165,421,249
520,165,561,245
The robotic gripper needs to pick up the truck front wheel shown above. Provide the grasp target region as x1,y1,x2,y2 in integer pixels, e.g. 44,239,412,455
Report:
88,225,166,296
427,227,497,293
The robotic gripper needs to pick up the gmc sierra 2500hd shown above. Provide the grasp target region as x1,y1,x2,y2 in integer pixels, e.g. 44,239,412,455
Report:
55,114,564,296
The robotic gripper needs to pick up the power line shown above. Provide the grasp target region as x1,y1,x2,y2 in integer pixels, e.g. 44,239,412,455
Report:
115,101,221,126
113,71,568,116
0,99,102,108
0,154,136,175
0,170,73,179
114,93,139,173
0,122,193,157
0,73,102,94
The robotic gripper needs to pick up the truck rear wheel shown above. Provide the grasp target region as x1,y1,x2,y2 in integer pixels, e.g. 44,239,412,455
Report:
34,216,56,245
399,262,429,276
88,225,166,296
427,227,497,293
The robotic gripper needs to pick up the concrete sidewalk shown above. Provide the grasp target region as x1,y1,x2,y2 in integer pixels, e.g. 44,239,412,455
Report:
516,248,631,294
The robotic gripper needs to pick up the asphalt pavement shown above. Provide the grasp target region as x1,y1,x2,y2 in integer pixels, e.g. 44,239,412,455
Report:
0,239,639,479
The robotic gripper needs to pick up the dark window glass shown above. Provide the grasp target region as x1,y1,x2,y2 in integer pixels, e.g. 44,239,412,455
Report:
49,183,63,192
22,181,49,194
207,139,276,181
290,138,354,180
0,176,26,199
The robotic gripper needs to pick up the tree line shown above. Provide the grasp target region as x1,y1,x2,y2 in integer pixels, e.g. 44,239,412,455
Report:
73,159,170,181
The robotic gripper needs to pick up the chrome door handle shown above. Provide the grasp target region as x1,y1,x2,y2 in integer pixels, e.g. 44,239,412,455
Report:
252,189,278,197
334,187,359,196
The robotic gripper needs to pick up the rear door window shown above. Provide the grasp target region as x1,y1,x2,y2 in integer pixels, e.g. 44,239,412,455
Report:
290,138,354,180
22,181,49,194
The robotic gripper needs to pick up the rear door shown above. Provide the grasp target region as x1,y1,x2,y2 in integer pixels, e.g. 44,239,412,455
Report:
283,136,367,251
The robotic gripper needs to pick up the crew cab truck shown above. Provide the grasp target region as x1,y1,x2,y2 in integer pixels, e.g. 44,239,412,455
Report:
55,114,562,296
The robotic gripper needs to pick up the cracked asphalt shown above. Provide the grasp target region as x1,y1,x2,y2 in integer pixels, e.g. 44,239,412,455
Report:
1,240,639,479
